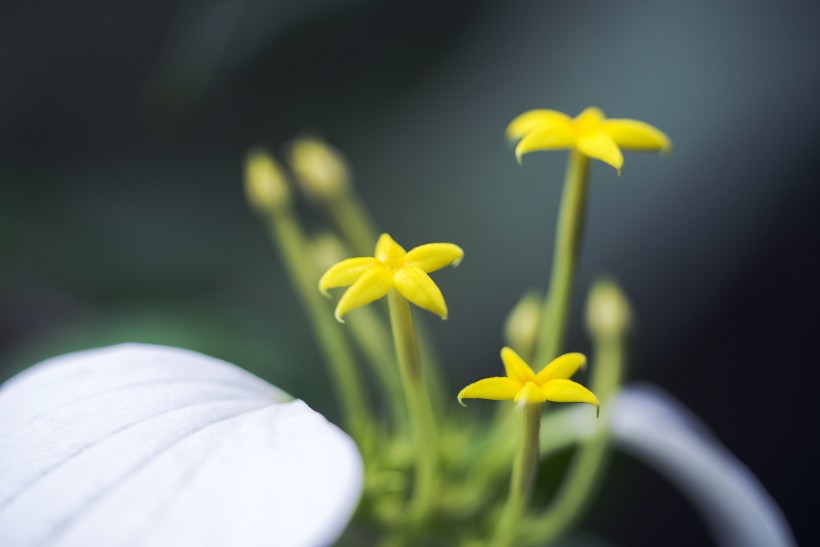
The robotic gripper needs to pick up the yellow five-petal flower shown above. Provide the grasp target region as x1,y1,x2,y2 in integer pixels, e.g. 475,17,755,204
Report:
507,107,670,174
458,347,599,411
319,233,463,322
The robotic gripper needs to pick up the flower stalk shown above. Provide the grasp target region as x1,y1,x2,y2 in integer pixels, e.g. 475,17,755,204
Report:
492,402,542,547
387,289,439,520
534,149,589,368
526,279,630,545
266,208,374,441
245,152,374,441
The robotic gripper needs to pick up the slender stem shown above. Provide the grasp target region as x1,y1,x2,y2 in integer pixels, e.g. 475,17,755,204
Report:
526,331,625,545
266,210,373,440
328,193,379,258
534,150,590,369
345,307,407,428
387,289,438,520
492,403,542,547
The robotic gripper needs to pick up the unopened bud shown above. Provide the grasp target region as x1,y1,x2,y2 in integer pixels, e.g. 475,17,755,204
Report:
244,149,290,213
310,232,350,273
585,278,632,338
288,137,350,200
503,290,543,359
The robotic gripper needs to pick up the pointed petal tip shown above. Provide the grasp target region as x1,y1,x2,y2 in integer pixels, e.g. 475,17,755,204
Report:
431,303,449,320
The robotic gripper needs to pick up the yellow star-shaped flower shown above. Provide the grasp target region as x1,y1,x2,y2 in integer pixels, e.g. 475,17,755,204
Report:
458,347,599,411
507,107,671,174
319,233,463,322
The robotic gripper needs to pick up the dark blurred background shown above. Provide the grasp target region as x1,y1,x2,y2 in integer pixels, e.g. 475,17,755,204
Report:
1,0,818,545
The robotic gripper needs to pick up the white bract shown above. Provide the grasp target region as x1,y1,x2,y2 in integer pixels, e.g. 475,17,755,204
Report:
610,384,795,547
0,344,363,547
549,384,795,547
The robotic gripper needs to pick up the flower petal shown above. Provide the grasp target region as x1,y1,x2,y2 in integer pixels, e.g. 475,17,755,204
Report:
393,266,448,319
335,266,393,321
318,257,378,296
0,344,363,547
514,127,575,163
457,377,521,406
500,346,536,384
600,119,671,152
576,130,624,174
541,379,599,409
374,233,406,263
506,109,572,141
611,385,796,547
573,106,605,128
514,381,549,404
535,352,586,384
405,243,464,273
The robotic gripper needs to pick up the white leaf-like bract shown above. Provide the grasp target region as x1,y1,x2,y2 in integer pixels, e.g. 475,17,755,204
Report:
610,384,796,547
0,344,363,547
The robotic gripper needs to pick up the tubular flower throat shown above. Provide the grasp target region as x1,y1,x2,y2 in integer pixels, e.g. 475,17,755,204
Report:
458,347,599,412
319,233,463,322
506,107,671,174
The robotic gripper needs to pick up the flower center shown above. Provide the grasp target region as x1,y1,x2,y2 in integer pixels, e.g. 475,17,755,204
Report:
385,256,405,271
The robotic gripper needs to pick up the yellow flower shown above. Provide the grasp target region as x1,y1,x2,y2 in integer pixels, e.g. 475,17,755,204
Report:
319,233,463,322
506,107,670,174
458,347,599,411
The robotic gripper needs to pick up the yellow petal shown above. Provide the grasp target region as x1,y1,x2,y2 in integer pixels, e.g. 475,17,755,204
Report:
318,257,379,296
576,130,624,174
506,109,572,141
574,106,605,128
500,346,536,384
600,119,671,152
335,266,393,322
514,381,548,404
405,243,464,272
535,352,586,384
375,233,406,263
514,127,575,163
541,379,599,409
457,377,521,406
393,266,448,319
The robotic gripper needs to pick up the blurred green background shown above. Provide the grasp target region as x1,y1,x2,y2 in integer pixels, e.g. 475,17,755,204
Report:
1,0,817,544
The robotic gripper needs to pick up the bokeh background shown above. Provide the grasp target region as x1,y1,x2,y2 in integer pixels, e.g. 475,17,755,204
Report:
1,0,817,545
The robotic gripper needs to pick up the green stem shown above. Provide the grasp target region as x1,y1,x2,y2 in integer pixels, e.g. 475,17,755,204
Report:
534,150,590,369
328,192,379,258
266,210,373,440
492,403,542,547
526,332,625,545
345,307,407,428
387,289,438,520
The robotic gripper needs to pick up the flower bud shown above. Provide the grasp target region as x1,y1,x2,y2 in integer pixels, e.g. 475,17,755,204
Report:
310,232,349,273
585,278,632,338
503,290,543,359
288,137,350,200
244,150,290,213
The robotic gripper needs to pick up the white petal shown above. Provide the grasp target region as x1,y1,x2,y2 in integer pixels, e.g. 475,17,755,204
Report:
611,385,795,547
0,344,363,547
